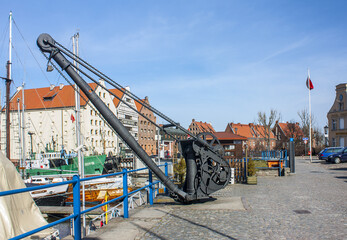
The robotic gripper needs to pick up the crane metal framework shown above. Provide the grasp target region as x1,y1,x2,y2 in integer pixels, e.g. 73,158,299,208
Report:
37,33,231,203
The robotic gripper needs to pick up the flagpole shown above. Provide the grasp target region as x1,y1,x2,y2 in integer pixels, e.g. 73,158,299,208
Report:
308,69,312,163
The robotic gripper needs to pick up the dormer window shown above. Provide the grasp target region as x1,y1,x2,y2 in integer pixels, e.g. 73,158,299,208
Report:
43,92,57,101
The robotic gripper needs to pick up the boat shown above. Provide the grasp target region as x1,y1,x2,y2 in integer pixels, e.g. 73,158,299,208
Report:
65,176,133,205
24,176,69,206
25,151,107,176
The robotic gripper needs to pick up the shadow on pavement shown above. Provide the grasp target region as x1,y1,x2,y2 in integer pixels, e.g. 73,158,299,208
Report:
157,209,237,240
330,167,347,171
335,176,347,180
130,222,168,240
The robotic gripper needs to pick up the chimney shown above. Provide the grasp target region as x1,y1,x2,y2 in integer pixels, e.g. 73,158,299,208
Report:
59,83,64,90
50,84,55,91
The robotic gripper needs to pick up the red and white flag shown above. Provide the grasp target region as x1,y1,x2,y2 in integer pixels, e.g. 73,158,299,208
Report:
71,114,75,123
306,76,314,90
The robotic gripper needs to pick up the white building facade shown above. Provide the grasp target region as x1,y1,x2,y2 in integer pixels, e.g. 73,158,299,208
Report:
0,81,140,164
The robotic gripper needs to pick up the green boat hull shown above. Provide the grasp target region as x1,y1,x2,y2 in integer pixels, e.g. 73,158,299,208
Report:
26,155,106,176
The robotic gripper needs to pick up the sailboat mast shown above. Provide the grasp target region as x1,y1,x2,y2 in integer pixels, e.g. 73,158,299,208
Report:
17,98,22,174
22,83,26,176
8,11,12,80
5,11,13,160
73,32,86,236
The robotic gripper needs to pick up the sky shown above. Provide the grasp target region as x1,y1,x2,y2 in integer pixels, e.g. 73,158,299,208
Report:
0,0,346,132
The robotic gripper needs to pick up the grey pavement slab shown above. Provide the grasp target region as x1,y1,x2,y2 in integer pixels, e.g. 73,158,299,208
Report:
77,157,347,240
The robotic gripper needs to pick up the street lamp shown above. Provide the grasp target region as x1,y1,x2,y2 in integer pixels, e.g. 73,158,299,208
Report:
324,125,329,146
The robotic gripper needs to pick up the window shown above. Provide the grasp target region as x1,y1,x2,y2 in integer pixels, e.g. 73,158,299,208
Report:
332,138,336,147
332,119,337,130
91,120,93,125
224,145,235,150
125,115,132,120
340,137,345,147
103,93,106,98
90,110,93,115
339,102,344,111
339,118,344,130
91,129,93,135
95,130,98,135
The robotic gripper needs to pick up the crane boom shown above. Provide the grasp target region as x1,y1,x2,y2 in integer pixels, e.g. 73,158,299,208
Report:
37,33,230,202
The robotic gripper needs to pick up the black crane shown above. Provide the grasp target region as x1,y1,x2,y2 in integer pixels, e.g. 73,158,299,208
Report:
37,33,230,203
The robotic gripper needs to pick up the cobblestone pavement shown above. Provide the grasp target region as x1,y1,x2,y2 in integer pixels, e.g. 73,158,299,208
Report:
140,157,347,240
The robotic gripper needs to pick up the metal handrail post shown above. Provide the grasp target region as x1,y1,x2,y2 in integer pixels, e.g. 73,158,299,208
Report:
164,163,168,195
73,175,81,239
149,169,153,205
123,168,129,218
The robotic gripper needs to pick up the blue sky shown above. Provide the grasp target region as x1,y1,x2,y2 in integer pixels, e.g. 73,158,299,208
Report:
0,1,346,132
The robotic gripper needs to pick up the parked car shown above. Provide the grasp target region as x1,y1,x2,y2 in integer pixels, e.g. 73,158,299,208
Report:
318,147,344,161
326,147,347,164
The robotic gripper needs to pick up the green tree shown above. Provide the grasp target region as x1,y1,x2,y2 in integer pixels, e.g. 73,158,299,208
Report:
173,158,186,186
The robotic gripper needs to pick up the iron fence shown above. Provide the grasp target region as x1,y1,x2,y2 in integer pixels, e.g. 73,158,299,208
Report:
0,163,170,240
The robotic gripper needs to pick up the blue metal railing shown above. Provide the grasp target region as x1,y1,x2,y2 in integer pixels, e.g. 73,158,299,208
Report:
0,162,171,240
255,150,288,176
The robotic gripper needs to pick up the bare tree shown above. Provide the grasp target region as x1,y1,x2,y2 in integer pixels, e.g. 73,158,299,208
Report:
298,109,315,138
298,109,325,154
255,109,281,151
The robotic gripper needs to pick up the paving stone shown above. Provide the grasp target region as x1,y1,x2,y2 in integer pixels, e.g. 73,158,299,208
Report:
138,157,347,240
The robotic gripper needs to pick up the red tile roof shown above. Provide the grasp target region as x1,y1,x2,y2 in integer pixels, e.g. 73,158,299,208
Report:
253,124,276,139
109,88,125,108
6,83,98,111
210,132,247,141
227,123,255,138
227,123,275,139
278,122,303,138
194,121,215,133
134,98,146,112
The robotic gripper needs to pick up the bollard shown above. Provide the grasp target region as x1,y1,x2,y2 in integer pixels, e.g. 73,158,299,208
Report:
289,138,295,173
123,168,129,218
73,175,81,240
149,169,153,205
164,162,169,195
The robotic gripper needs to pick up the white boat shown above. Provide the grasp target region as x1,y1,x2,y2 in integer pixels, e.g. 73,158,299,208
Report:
24,176,69,206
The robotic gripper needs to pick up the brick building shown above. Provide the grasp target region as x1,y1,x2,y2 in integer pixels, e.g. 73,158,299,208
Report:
272,121,303,148
207,132,246,159
135,96,157,156
188,119,215,136
225,122,276,151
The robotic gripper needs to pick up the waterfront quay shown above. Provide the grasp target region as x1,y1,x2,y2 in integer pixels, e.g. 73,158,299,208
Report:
75,156,347,240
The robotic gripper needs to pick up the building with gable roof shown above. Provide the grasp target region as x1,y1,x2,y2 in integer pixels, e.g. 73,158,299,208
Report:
327,83,347,147
225,122,276,151
272,121,303,148
1,80,119,163
109,86,139,158
188,119,215,136
206,132,247,159
135,96,157,156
